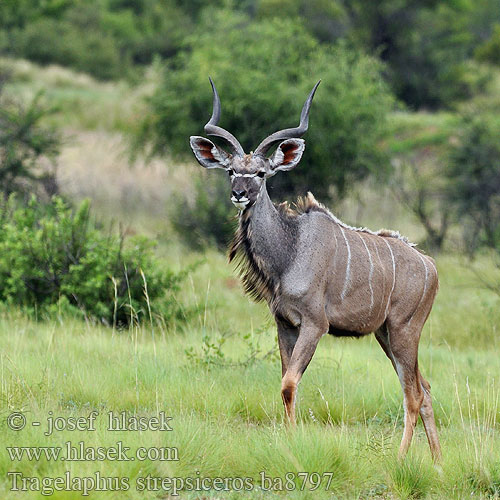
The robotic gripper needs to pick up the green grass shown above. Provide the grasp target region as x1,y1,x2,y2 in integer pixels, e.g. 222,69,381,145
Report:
0,252,499,499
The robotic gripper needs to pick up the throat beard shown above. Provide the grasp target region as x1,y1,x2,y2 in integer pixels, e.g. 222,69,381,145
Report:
228,212,274,304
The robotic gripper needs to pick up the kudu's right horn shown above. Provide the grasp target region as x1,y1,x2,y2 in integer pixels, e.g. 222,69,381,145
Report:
204,77,245,157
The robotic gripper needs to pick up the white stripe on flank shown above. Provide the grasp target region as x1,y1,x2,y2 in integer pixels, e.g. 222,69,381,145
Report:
358,233,374,315
383,239,396,316
373,243,386,319
339,226,351,300
331,224,338,261
330,225,340,298
424,254,437,276
408,253,429,326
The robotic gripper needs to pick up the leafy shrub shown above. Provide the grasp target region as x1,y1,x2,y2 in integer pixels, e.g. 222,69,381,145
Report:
391,158,451,252
184,319,278,367
0,196,190,325
138,11,393,249
256,0,349,43
354,2,480,110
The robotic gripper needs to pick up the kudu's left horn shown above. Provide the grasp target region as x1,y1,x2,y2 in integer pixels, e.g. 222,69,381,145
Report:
254,80,321,157
204,77,245,157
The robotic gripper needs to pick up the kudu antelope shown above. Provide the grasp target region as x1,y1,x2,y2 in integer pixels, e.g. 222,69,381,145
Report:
190,79,442,461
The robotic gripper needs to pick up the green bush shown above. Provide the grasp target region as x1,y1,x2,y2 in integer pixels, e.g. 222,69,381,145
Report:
256,0,349,42
1,0,191,80
0,196,190,325
345,1,480,110
0,0,497,110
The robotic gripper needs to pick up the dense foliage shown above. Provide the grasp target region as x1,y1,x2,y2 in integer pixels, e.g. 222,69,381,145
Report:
340,0,486,109
0,0,193,80
135,12,394,249
475,23,500,66
2,0,499,109
0,196,189,325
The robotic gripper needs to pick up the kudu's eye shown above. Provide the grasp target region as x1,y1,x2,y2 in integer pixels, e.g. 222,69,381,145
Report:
227,169,234,176
257,171,265,178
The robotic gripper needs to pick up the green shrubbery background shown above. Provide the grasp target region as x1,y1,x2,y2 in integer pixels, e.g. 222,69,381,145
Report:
0,196,189,325
2,0,498,109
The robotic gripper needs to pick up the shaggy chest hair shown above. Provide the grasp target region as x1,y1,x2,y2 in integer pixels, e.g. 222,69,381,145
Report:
228,213,276,304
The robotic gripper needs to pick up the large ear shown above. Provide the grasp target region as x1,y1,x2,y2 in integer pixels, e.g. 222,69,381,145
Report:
189,136,231,169
269,139,305,172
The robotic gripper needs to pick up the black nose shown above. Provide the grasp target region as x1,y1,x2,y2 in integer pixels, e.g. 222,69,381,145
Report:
232,190,246,199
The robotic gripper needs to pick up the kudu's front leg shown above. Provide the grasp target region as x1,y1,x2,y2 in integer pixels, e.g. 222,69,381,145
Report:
280,318,325,426
277,319,299,377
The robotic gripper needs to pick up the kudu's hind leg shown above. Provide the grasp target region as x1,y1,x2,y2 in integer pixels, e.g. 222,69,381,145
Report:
375,326,419,457
394,353,423,458
280,319,325,426
376,325,440,461
418,371,442,460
